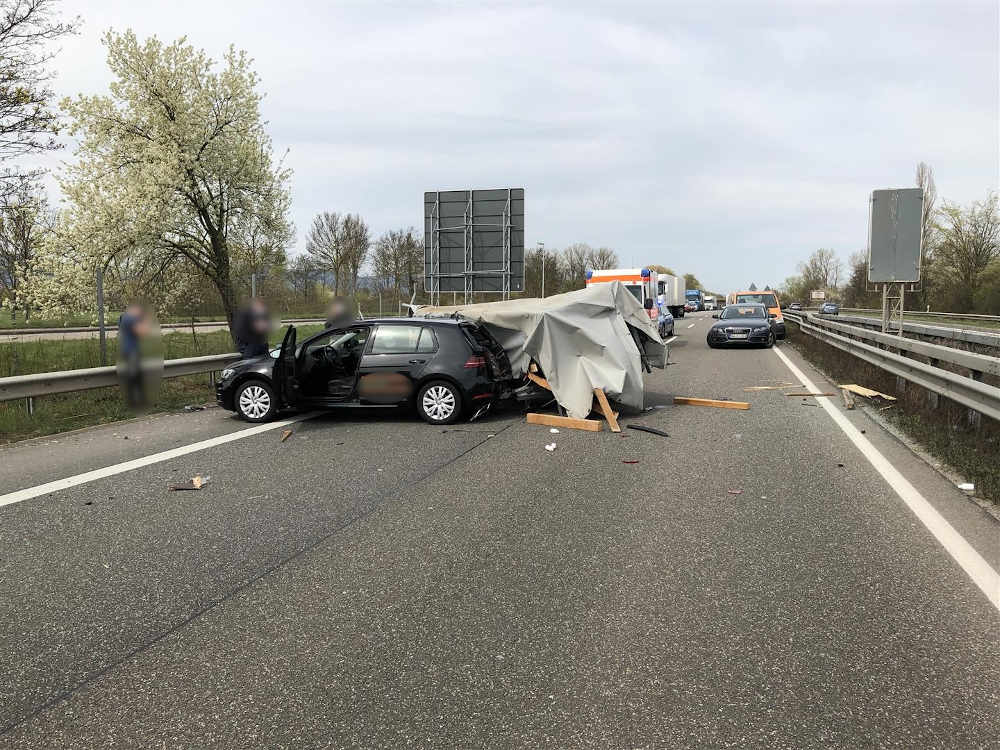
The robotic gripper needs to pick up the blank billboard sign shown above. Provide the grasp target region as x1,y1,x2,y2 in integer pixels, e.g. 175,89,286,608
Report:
424,188,524,294
868,188,923,283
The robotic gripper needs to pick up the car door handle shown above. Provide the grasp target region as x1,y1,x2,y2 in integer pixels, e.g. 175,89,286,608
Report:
408,359,426,364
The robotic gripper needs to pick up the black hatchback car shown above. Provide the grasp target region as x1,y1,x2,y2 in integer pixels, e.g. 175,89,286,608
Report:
706,304,776,348
216,318,512,425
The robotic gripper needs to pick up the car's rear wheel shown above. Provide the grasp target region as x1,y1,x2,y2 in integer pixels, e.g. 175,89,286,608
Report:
235,379,277,422
417,380,462,425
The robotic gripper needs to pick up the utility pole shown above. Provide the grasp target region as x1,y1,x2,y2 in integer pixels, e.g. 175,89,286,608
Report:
538,241,546,298
251,271,257,298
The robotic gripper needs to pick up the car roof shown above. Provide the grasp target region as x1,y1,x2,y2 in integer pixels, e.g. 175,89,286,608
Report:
356,317,464,326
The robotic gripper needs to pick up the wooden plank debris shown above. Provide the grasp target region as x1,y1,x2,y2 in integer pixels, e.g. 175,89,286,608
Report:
674,397,750,410
526,412,603,431
841,388,856,410
743,385,798,391
526,372,551,391
592,388,621,432
785,392,836,397
838,384,897,401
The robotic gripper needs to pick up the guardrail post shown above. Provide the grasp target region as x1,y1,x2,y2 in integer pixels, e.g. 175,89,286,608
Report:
26,396,34,415
209,370,216,388
968,370,983,430
926,358,939,409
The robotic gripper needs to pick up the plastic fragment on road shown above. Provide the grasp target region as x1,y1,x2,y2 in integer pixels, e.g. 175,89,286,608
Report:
958,482,975,494
727,489,743,495
168,475,210,491
550,428,559,434
627,424,669,438
622,460,639,464
183,404,206,411
545,443,556,452
280,429,293,442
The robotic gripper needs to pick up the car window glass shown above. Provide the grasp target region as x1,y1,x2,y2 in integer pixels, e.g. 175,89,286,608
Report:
371,325,425,354
305,327,368,356
416,327,437,353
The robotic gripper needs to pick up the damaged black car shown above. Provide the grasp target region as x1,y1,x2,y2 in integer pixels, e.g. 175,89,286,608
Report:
216,318,512,425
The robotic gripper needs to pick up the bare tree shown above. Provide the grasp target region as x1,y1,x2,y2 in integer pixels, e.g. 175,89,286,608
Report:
305,212,344,294
933,194,999,311
287,255,321,302
797,248,841,291
586,246,619,270
561,243,592,283
340,213,369,297
0,179,46,319
0,0,79,199
916,162,937,247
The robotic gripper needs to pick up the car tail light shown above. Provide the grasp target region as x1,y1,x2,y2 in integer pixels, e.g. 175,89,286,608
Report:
464,354,486,368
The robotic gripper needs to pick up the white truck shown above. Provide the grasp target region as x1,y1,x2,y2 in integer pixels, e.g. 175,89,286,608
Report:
703,295,717,311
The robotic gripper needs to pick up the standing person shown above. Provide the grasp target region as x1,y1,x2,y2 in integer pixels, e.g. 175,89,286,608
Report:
118,303,150,408
233,299,271,358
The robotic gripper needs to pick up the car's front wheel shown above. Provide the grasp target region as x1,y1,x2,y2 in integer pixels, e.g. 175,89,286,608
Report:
764,331,775,348
235,379,277,422
417,380,462,425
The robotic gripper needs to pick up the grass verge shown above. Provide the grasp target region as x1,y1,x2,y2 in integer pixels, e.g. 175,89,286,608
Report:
0,324,325,443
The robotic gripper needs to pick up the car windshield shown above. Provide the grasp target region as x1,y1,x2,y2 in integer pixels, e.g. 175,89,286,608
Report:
735,293,777,307
721,305,766,320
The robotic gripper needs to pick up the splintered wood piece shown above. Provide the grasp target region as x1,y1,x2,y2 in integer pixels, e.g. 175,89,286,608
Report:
674,397,750,410
592,388,621,432
785,392,836,397
526,412,603,432
526,372,552,391
839,384,897,401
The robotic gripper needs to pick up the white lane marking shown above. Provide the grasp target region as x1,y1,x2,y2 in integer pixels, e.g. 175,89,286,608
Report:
687,323,695,328
0,413,318,509
664,336,677,344
773,346,1000,612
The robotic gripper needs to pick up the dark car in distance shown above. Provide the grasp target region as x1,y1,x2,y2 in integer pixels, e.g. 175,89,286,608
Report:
706,304,776,348
818,301,840,315
216,318,512,425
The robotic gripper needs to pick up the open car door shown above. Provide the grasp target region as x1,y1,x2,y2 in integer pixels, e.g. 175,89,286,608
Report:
274,325,299,407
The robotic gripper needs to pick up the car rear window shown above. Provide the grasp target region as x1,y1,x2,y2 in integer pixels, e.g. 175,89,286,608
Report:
736,293,777,307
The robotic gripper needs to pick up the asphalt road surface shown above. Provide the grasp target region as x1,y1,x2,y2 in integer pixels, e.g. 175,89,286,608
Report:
1,312,998,749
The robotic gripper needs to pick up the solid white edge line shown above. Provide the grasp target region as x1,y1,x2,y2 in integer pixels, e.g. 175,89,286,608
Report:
772,345,1000,612
0,412,318,509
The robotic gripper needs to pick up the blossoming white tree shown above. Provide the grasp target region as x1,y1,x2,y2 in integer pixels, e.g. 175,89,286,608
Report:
26,30,292,333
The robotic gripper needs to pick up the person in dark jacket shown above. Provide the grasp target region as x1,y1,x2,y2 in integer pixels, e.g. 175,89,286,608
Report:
118,303,151,408
233,299,272,358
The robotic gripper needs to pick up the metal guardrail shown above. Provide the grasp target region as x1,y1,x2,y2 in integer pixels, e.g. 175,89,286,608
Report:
784,311,1000,422
0,353,240,402
817,314,1000,349
836,308,1000,323
0,318,326,337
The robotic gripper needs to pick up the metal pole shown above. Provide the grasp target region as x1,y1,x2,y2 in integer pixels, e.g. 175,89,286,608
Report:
97,268,107,366
251,272,257,298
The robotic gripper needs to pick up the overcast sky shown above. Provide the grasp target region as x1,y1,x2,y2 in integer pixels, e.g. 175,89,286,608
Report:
42,0,1000,293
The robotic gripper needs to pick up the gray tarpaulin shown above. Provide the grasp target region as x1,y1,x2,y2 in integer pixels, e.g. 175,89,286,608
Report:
412,281,666,419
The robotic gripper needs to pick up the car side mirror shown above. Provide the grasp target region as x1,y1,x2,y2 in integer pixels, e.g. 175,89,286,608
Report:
712,314,719,319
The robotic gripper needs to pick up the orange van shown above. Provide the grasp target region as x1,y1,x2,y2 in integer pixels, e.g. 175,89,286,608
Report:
729,290,785,338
